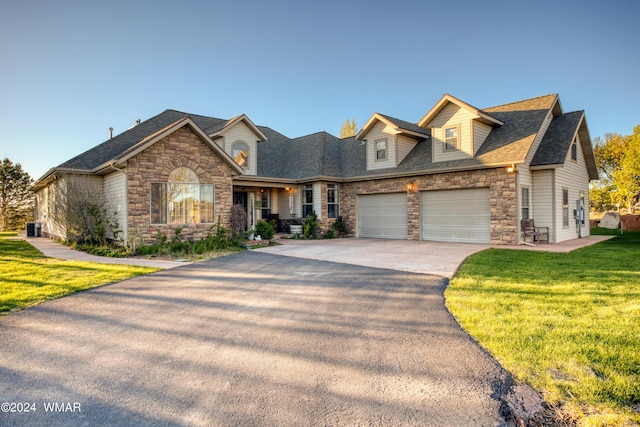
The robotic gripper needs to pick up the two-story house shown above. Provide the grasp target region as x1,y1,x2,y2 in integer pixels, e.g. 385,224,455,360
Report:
31,93,598,246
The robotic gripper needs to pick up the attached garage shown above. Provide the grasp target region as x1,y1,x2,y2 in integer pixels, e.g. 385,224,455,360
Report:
421,188,490,243
358,193,408,239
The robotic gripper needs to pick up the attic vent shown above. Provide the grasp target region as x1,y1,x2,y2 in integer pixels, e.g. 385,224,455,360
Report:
128,119,142,130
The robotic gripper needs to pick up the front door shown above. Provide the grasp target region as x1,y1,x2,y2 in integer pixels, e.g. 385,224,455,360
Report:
233,192,248,232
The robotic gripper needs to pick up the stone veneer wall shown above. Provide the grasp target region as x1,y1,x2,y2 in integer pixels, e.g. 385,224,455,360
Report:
340,168,518,245
127,126,236,245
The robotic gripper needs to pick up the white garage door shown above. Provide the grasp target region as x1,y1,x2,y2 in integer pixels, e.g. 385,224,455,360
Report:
421,188,490,243
358,193,408,239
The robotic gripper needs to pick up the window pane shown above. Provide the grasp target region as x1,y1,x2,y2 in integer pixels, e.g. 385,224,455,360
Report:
169,182,198,224
232,141,249,167
200,185,214,223
151,183,167,224
169,167,198,183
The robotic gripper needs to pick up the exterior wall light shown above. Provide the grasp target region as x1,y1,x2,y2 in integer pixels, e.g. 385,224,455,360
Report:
506,164,516,173
406,182,415,192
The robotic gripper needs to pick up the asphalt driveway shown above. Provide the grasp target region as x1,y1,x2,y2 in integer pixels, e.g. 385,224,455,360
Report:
1,251,511,426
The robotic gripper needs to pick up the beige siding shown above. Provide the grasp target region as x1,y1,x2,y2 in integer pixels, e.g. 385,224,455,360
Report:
220,121,259,175
104,171,127,242
277,188,299,219
366,121,397,170
473,122,492,155
36,182,67,240
428,103,475,162
554,135,591,242
397,134,419,164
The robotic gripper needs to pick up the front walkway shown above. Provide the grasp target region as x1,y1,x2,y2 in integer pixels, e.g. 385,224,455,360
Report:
24,237,188,269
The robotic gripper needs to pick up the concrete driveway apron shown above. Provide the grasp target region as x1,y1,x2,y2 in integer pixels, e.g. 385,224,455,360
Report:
1,249,511,426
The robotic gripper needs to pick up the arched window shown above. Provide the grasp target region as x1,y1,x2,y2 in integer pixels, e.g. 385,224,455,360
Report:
151,167,214,224
232,141,249,168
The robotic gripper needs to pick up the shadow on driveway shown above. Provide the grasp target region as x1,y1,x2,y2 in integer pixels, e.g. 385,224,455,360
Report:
0,252,512,426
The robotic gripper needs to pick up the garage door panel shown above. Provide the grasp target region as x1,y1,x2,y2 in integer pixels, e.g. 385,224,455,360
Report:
421,189,490,244
358,193,407,239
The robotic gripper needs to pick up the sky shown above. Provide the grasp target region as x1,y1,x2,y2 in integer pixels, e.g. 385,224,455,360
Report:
1,0,639,181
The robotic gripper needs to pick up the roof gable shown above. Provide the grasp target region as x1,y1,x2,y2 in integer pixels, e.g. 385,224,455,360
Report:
473,94,560,164
96,117,243,175
208,114,267,142
531,111,598,179
356,113,430,140
418,93,503,128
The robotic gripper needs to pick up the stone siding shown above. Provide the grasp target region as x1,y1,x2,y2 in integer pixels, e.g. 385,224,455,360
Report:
127,126,236,245
340,168,518,245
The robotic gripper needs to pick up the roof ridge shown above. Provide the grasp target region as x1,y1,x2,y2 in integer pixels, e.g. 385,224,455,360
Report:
484,93,557,110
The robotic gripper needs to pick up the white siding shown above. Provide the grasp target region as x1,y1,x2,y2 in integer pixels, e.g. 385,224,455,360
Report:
473,122,492,155
104,171,127,242
313,182,322,219
428,103,475,163
220,121,259,175
554,135,591,242
366,121,397,170
532,170,555,242
517,167,533,243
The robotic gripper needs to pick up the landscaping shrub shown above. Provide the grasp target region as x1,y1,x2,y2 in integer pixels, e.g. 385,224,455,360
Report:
331,215,348,236
303,212,319,239
255,219,276,240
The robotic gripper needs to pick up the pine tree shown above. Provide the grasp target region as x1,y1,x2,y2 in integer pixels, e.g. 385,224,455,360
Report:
0,158,34,231
339,118,358,139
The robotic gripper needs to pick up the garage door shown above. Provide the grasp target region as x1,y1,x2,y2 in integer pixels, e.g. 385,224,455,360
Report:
358,193,408,239
421,188,490,243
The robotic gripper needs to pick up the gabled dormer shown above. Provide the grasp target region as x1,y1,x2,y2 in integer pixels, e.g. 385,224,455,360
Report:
418,94,503,163
356,113,430,171
208,114,267,176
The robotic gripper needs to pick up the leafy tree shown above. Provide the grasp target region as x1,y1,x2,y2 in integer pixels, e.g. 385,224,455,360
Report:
591,126,640,211
0,158,33,231
339,118,358,139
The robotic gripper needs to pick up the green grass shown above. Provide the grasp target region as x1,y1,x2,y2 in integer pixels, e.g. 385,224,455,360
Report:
445,229,640,425
0,233,159,315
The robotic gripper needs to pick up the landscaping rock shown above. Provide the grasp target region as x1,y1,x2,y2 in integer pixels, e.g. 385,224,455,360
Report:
598,212,621,229
502,384,545,426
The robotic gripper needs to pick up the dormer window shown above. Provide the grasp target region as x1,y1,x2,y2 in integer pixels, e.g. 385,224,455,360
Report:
375,138,387,161
444,126,459,151
232,140,249,168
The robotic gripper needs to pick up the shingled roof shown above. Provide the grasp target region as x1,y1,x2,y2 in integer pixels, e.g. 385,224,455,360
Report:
35,94,595,188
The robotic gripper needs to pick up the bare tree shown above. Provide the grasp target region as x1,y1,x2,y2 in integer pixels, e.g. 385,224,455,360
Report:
51,174,121,245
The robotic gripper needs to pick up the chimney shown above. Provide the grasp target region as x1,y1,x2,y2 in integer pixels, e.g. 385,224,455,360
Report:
109,127,114,139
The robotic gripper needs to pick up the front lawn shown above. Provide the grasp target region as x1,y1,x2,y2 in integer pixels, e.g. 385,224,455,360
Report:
0,233,159,316
446,229,640,426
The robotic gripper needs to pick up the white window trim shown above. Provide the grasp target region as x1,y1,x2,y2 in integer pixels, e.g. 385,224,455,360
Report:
231,140,249,169
443,125,460,151
374,138,387,161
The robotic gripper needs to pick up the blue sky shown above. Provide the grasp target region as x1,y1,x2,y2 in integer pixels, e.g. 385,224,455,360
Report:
1,0,638,180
